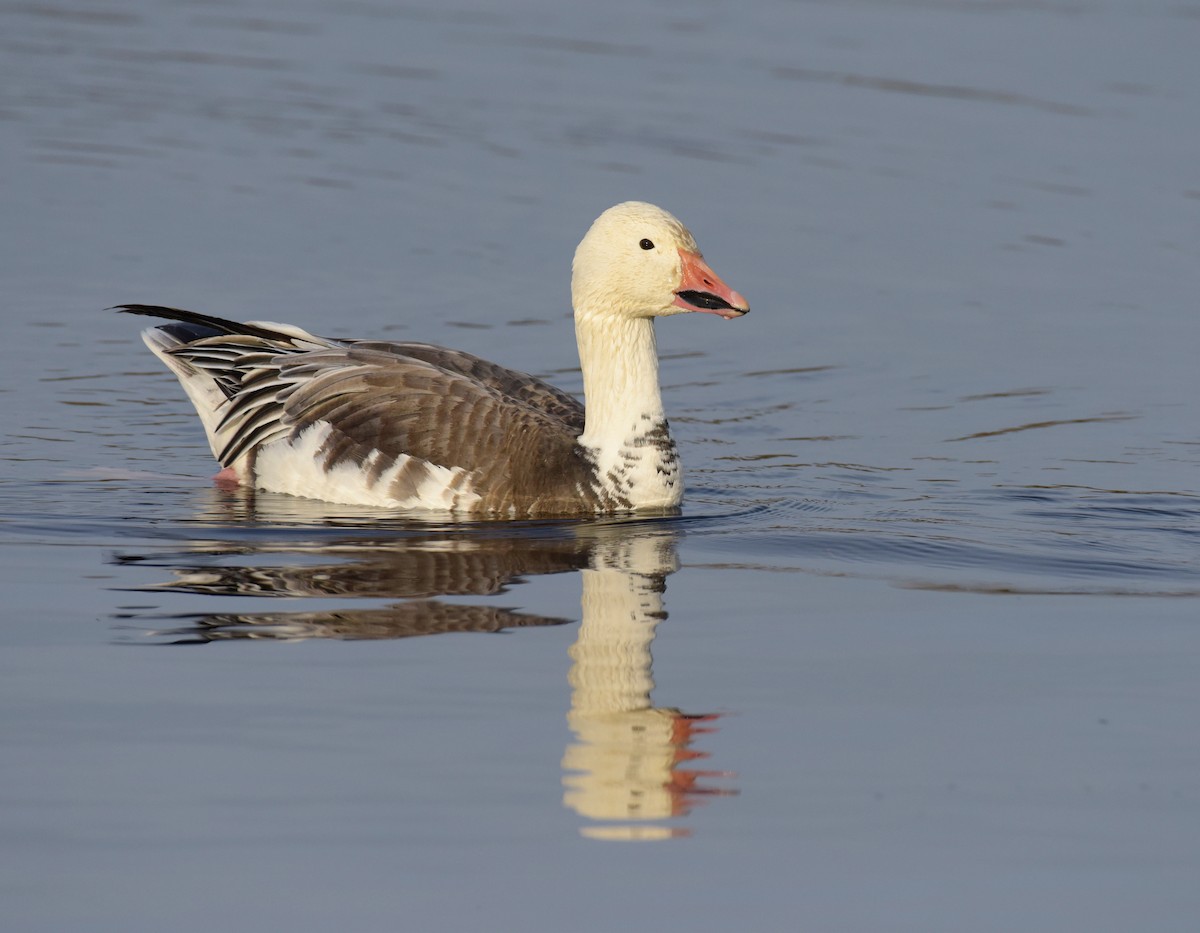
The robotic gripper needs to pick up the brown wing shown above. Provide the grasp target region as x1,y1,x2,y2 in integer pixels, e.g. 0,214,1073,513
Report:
346,340,586,433
218,344,601,514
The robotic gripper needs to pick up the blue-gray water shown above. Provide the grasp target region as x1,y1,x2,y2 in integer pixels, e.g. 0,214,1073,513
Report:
2,1,1198,930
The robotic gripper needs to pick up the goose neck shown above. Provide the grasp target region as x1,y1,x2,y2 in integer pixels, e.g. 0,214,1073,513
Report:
574,314,663,445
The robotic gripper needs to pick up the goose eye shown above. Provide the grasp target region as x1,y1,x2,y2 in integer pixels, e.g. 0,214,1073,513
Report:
639,238,655,250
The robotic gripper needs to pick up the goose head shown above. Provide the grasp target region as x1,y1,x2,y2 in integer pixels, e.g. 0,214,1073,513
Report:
571,201,750,323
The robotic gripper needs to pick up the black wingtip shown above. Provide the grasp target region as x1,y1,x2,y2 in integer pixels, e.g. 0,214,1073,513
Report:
112,304,298,342
112,303,202,320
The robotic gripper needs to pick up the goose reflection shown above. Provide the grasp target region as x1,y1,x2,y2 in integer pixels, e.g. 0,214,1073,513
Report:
119,531,589,641
117,508,736,837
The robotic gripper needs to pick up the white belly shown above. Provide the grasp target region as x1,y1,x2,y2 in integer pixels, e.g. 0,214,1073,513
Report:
253,421,481,511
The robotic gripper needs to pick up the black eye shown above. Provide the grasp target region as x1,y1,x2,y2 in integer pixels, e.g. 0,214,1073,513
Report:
639,238,655,250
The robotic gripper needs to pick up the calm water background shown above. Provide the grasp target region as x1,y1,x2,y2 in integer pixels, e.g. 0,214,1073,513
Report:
2,0,1198,930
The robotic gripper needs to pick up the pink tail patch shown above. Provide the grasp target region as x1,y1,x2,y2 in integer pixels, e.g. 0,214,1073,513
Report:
212,467,243,488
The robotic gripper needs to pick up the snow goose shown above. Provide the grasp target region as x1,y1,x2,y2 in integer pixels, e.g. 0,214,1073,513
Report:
119,201,749,516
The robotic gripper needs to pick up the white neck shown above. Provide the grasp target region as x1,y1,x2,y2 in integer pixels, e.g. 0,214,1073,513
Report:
575,313,664,448
572,312,681,510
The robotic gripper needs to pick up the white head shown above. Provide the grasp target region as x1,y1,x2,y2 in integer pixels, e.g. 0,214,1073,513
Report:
571,201,749,324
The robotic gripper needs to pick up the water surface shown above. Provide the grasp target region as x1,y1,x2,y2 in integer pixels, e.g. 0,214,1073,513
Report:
2,1,1198,930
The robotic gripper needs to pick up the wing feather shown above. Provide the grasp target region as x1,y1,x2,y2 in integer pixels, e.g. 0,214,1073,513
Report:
127,307,598,513
347,341,586,433
275,348,591,501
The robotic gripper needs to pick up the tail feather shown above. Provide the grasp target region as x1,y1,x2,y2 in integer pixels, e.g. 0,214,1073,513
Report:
121,304,346,477
121,304,329,473
140,325,235,463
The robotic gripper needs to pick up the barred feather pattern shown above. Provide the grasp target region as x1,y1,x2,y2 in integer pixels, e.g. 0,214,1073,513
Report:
138,308,632,515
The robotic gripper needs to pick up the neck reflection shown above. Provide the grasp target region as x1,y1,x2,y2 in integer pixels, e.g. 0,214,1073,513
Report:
563,536,735,840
